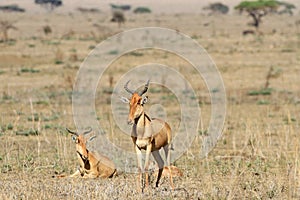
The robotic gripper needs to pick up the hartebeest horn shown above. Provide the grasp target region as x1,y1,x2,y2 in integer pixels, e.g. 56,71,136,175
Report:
124,80,134,94
138,80,150,96
83,127,93,135
66,128,78,136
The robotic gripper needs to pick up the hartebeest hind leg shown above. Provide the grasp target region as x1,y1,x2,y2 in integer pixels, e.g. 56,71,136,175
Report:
152,146,175,189
152,150,164,187
164,144,174,189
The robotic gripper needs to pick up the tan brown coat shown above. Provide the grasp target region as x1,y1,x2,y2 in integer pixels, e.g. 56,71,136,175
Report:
67,128,116,178
122,80,174,191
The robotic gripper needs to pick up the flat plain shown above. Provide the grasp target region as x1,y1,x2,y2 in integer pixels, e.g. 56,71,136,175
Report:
0,8,299,199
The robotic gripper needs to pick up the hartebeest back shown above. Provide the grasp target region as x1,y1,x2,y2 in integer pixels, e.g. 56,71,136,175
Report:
122,80,174,191
67,128,117,178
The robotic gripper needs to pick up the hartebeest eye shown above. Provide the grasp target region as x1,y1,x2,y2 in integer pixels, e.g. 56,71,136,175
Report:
71,135,77,143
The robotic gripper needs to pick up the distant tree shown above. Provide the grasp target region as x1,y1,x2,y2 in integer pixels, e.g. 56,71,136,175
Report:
111,10,125,28
0,20,17,42
277,1,296,16
203,2,229,15
110,4,131,11
0,4,25,12
133,7,152,14
110,4,130,28
34,0,62,11
43,25,52,35
235,0,291,32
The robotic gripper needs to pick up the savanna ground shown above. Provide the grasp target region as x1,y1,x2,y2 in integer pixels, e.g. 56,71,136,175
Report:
0,9,299,199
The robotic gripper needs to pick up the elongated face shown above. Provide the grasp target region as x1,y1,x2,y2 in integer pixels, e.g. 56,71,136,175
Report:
127,93,144,125
72,135,88,159
67,128,92,159
122,80,149,124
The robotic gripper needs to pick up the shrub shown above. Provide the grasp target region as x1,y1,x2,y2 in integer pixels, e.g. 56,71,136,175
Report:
133,7,151,14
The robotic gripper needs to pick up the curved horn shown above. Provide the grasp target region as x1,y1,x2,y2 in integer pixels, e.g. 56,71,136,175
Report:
66,128,78,136
124,80,134,94
83,127,93,135
138,80,150,96
89,135,97,142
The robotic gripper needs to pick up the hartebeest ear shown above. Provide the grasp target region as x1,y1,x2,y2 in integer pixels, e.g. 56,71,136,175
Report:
89,135,97,142
120,96,130,103
85,135,96,144
141,96,148,105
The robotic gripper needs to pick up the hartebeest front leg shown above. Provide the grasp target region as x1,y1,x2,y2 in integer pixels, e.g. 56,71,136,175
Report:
70,169,81,177
70,166,85,177
135,145,143,192
144,142,152,188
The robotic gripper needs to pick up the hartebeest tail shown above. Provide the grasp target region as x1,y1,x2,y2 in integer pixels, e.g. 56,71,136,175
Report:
122,80,174,192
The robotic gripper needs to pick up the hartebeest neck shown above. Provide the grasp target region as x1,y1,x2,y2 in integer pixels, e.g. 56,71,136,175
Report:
77,149,88,161
134,111,151,124
134,111,152,139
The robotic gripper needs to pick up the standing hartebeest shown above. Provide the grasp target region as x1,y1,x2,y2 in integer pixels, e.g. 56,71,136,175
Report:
121,80,174,191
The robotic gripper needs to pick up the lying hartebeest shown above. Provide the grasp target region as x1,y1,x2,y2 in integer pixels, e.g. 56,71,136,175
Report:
66,128,117,178
121,80,174,191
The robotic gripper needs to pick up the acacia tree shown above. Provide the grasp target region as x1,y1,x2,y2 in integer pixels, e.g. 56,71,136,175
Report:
34,0,62,11
235,0,280,31
111,10,125,28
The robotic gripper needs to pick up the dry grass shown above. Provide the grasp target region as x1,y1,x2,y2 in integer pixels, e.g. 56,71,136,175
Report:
0,11,299,199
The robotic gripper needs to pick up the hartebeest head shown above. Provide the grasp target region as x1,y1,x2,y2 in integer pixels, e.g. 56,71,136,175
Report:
121,80,150,125
66,128,93,159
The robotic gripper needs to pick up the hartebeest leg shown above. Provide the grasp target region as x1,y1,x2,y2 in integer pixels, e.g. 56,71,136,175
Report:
152,150,164,187
144,143,152,188
164,144,174,189
69,169,81,177
135,145,143,192
85,171,98,179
